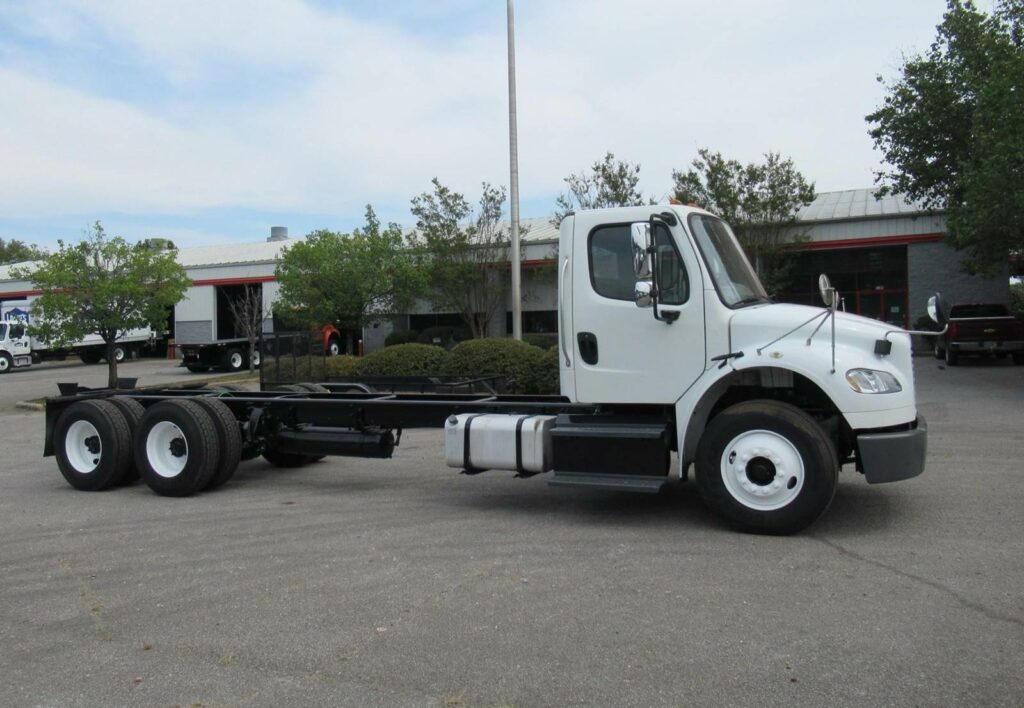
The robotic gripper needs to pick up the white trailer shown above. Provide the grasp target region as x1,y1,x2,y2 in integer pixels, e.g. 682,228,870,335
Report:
0,298,159,370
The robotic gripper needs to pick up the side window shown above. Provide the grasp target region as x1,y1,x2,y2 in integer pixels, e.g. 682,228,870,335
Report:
588,224,688,304
10,324,25,339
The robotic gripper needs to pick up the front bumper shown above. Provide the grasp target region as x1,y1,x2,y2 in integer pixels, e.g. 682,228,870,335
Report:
856,416,927,484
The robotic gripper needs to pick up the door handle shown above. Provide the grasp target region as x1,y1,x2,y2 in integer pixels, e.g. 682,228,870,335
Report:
558,258,571,366
577,332,598,365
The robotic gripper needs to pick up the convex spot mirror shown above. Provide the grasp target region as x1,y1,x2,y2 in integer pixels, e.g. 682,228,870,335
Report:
927,293,948,326
818,273,836,309
635,281,653,308
631,223,652,279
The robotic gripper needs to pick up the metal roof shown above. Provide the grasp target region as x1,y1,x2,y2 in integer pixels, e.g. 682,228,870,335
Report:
796,188,932,223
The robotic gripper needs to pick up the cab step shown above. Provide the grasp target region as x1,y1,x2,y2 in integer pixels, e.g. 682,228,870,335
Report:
548,472,669,494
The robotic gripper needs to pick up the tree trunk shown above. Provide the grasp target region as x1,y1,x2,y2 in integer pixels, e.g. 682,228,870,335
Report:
248,335,256,372
105,340,119,389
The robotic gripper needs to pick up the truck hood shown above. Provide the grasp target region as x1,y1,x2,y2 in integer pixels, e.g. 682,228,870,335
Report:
729,303,894,352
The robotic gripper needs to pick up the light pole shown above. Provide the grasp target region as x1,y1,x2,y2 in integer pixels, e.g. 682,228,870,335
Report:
507,0,522,340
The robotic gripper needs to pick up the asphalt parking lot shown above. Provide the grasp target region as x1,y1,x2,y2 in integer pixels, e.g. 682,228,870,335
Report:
1,358,1022,706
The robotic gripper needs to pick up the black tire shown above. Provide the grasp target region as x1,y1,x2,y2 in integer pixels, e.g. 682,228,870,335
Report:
326,336,341,357
222,348,245,372
296,382,329,393
944,346,959,366
78,350,102,365
933,345,943,360
694,400,838,535
274,384,308,393
108,345,127,364
134,399,221,497
109,397,145,483
54,400,133,491
1013,352,1024,365
212,383,246,392
262,448,319,468
186,364,210,373
192,398,243,491
0,352,12,374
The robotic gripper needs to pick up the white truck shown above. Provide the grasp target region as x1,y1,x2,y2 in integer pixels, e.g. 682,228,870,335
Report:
42,205,942,534
0,299,160,371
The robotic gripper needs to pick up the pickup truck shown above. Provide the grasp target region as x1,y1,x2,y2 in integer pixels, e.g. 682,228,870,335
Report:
935,303,1024,366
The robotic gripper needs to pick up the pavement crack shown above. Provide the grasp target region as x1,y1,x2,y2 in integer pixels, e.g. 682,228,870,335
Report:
809,536,1023,629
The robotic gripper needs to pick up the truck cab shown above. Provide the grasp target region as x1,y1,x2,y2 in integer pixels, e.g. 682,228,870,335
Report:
556,205,930,532
0,320,32,372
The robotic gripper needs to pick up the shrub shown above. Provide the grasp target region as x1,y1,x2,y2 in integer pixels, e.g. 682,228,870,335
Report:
520,345,560,395
417,325,470,349
440,338,558,394
523,333,558,350
263,354,326,384
355,343,449,376
324,355,361,378
384,329,421,347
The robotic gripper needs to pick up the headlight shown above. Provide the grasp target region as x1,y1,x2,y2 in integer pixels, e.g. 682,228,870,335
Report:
846,368,902,394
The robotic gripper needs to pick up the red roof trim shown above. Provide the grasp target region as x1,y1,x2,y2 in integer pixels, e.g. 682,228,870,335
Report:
794,232,945,251
0,290,43,299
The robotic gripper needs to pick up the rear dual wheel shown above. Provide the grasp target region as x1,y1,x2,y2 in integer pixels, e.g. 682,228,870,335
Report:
54,400,134,491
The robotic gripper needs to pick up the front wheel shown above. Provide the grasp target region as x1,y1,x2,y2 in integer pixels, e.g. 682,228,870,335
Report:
695,400,837,535
0,352,12,373
944,346,959,366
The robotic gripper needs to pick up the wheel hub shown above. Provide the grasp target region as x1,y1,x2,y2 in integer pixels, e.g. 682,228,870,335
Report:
745,456,776,486
720,430,806,511
169,437,187,458
84,435,101,455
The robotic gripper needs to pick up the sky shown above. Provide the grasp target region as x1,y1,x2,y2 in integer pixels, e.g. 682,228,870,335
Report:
0,0,952,250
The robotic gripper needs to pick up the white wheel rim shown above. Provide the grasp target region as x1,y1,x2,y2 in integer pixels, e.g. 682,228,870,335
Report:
115,347,125,362
329,342,340,356
146,421,189,478
0,357,9,372
252,351,261,366
230,352,243,368
720,429,805,511
65,420,102,473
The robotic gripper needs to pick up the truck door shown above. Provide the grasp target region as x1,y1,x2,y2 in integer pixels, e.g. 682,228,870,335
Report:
570,210,706,404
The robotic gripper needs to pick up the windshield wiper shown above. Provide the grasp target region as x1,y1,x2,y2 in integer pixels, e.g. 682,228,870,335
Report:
732,296,770,308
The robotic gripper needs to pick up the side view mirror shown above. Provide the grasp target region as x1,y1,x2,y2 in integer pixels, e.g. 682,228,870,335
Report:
927,293,948,326
631,223,652,279
635,281,653,308
818,273,836,310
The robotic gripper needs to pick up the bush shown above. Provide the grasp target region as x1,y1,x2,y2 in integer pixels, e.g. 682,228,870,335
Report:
355,343,449,376
263,354,326,384
440,338,559,394
324,355,361,378
417,325,471,349
384,329,421,347
523,333,558,350
1011,282,1024,319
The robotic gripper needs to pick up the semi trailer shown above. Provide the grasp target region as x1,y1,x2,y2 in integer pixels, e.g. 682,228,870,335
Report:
41,205,944,534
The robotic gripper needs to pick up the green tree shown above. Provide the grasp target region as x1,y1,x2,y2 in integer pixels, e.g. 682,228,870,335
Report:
409,179,520,338
867,0,1024,273
0,238,44,266
673,149,816,295
13,222,189,388
275,206,422,347
552,152,646,225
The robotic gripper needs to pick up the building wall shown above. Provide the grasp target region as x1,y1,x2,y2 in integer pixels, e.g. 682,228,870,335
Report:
908,241,1010,324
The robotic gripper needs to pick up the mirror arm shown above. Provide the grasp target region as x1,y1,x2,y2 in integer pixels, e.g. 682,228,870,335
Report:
648,214,679,324
884,324,949,340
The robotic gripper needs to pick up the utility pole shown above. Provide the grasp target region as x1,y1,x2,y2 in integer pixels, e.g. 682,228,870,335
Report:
507,0,522,340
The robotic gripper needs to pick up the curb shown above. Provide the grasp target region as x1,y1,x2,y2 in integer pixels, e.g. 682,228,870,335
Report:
15,401,45,412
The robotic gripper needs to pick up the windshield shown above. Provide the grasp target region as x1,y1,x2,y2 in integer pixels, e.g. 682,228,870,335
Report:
0,324,6,340
687,214,768,307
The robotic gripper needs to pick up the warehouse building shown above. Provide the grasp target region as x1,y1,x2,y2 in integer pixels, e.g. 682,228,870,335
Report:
0,189,1010,355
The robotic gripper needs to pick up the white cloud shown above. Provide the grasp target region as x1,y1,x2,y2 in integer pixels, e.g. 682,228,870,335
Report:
0,0,950,233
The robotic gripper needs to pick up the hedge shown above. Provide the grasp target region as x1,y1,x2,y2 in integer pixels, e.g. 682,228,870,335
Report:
324,355,361,378
417,325,470,349
439,338,559,394
354,343,450,376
